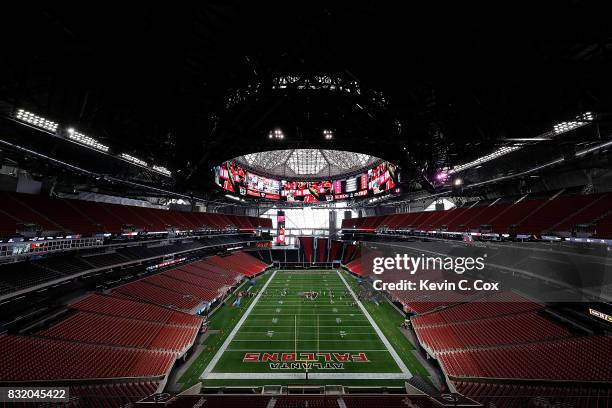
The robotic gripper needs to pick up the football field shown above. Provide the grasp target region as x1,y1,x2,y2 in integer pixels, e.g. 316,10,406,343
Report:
201,269,412,381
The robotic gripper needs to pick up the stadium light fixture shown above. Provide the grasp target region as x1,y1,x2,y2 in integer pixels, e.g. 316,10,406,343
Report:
268,129,285,140
119,153,148,167
66,128,110,152
323,129,333,140
152,165,172,177
553,112,593,135
450,112,595,175
14,109,59,133
449,145,521,175
554,121,581,134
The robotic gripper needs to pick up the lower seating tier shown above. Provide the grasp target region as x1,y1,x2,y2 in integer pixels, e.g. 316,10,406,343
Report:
68,381,159,407
0,335,176,381
69,293,201,327
438,335,612,382
414,311,571,354
455,381,612,408
38,311,198,352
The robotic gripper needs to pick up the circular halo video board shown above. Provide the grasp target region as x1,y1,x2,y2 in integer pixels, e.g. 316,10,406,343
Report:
214,151,400,202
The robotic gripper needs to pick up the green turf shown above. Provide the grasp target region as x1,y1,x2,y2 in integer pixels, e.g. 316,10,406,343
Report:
179,269,429,389
177,272,273,389
210,270,401,375
201,379,408,387
345,276,431,379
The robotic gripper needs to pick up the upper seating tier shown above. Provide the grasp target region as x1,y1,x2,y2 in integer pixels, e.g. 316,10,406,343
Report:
342,193,612,238
0,192,269,237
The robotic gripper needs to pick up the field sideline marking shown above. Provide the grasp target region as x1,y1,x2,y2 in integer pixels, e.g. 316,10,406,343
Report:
237,331,376,334
202,270,278,376
230,339,381,342
249,314,366,317
225,349,390,352
336,270,411,377
241,325,373,328
203,373,408,380
202,269,411,382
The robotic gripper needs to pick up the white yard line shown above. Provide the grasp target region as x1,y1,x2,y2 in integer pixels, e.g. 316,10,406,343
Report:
240,324,372,333
250,314,367,316
336,270,411,377
230,339,378,342
241,325,374,328
226,349,391,352
204,373,409,380
202,269,411,382
237,331,376,334
202,270,278,376
255,304,349,305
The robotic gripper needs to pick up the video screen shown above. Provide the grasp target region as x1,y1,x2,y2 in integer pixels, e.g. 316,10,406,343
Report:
368,161,398,194
214,161,247,195
333,174,369,199
214,160,399,201
246,172,280,200
276,211,285,244
213,162,280,199
281,180,334,202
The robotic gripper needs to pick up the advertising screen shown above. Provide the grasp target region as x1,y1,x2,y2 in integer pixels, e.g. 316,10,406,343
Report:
246,172,280,200
281,180,334,202
215,160,399,202
214,161,248,196
332,174,368,199
345,177,358,193
276,211,285,245
368,161,398,194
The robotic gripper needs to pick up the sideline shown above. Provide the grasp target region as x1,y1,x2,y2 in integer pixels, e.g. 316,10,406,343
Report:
336,270,411,377
201,270,278,376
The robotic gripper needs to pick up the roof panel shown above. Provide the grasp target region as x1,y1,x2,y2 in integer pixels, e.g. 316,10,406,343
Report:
236,149,381,178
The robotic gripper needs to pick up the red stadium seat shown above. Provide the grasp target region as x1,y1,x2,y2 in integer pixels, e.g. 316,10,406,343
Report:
437,336,612,382
0,335,175,381
414,311,571,354
69,293,201,326
38,311,199,352
0,192,269,237
345,193,612,237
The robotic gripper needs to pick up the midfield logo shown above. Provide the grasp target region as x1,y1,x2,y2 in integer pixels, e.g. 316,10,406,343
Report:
243,352,369,370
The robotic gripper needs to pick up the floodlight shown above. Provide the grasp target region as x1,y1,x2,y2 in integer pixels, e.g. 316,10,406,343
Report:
66,128,109,152
449,145,521,174
15,109,59,133
152,165,172,177
268,129,285,140
120,153,148,167
553,112,594,135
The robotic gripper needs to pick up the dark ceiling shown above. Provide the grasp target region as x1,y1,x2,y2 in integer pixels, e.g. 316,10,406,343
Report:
2,1,612,200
